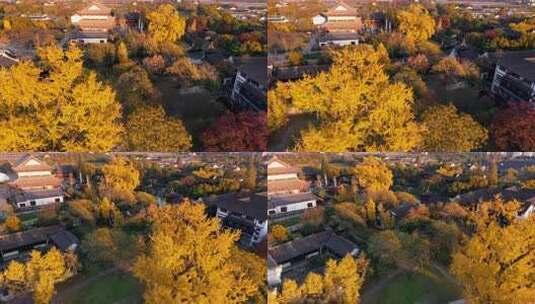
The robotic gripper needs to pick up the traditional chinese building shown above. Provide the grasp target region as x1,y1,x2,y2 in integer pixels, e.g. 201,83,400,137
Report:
205,192,268,247
312,1,363,33
267,157,317,217
70,2,115,44
3,155,64,209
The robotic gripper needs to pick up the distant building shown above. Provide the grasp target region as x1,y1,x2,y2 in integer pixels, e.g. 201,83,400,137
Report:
267,157,317,218
268,15,289,23
229,56,267,111
206,192,268,247
490,50,535,103
2,155,64,209
70,3,115,44
312,1,363,32
453,186,535,219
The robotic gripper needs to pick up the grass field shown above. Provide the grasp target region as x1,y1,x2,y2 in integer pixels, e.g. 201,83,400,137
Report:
362,270,461,304
66,273,142,304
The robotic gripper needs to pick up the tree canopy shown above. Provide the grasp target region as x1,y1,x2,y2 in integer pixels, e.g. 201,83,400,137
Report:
450,199,535,303
421,104,488,151
0,45,123,151
125,105,192,152
147,4,186,44
289,45,422,152
133,201,258,303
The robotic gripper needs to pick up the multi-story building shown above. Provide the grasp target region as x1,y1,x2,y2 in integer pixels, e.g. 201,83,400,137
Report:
229,56,267,111
2,155,64,209
267,157,317,218
490,50,535,103
207,192,268,247
70,3,115,44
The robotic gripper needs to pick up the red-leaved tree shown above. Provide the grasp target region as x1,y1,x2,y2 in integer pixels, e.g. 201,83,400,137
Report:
490,102,535,151
201,111,268,151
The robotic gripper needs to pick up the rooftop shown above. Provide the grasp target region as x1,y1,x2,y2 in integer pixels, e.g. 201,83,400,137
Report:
205,192,267,221
493,50,535,82
0,225,68,252
269,230,358,265
236,56,268,88
76,3,112,16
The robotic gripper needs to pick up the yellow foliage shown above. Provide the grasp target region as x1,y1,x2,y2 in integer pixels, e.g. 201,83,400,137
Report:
125,105,192,152
353,157,393,192
397,4,436,42
147,4,186,44
100,157,140,200
4,215,21,232
271,224,289,243
421,104,488,152
133,201,257,303
0,45,123,151
289,45,422,151
451,200,535,303
2,248,69,304
276,256,368,303
268,84,290,132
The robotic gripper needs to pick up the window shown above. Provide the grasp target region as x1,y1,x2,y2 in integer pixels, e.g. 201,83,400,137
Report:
268,210,275,215
220,208,227,213
55,198,61,203
307,203,314,208
30,201,36,206
19,203,26,207
281,207,288,213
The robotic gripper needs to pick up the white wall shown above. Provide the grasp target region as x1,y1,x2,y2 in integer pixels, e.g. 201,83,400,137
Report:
17,171,52,178
312,14,326,25
16,195,63,208
319,39,358,47
268,199,317,215
268,173,298,180
268,265,282,286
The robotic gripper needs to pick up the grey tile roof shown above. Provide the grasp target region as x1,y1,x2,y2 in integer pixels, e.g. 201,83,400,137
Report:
205,192,267,221
269,231,358,265
494,50,535,82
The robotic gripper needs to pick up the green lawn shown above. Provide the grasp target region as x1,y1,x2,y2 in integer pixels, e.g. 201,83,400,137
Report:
274,216,301,227
18,212,38,222
362,270,461,304
70,273,142,304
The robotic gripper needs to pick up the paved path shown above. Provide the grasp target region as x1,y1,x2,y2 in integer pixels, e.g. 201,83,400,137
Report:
432,262,459,286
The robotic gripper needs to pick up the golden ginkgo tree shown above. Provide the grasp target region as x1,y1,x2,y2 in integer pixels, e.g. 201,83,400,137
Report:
0,45,123,151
